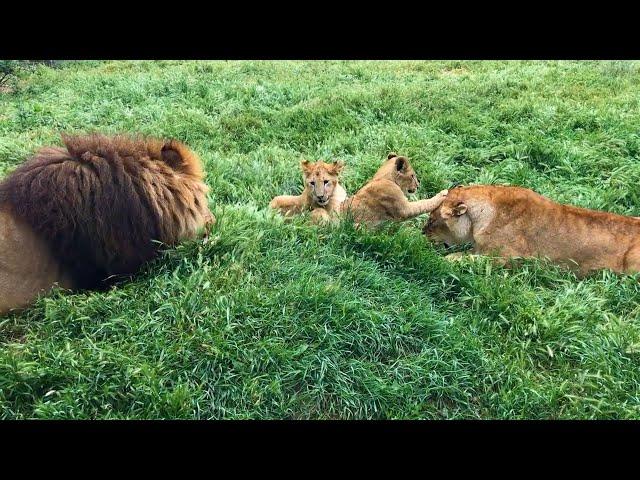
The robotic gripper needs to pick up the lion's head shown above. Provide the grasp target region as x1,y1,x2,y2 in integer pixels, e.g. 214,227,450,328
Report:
0,133,214,290
300,160,344,207
377,153,420,195
422,196,473,248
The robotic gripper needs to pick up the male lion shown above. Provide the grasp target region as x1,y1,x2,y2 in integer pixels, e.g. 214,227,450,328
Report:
423,185,640,276
269,159,347,224
0,133,214,315
340,153,448,227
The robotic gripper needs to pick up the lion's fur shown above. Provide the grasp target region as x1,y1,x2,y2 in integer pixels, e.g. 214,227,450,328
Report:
340,153,448,227
423,184,640,275
269,160,346,223
0,134,214,311
0,208,74,315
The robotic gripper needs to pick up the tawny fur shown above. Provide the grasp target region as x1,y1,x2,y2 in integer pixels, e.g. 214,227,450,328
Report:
0,133,214,315
340,153,448,227
0,208,74,314
423,185,640,276
269,160,347,224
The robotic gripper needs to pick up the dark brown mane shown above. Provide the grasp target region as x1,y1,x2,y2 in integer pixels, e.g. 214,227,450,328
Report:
0,133,210,289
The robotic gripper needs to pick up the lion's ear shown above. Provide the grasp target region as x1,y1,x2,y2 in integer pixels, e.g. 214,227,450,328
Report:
387,152,398,160
452,202,468,216
161,140,187,171
395,156,407,172
331,160,344,175
300,159,312,174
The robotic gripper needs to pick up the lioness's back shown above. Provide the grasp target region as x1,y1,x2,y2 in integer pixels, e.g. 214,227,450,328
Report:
456,184,640,233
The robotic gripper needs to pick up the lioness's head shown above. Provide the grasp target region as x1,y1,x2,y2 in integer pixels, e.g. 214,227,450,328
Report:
377,153,420,195
300,159,344,207
422,198,472,248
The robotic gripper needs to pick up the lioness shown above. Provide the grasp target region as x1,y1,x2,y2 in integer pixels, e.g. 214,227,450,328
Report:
0,133,214,315
269,159,347,223
340,153,448,227
422,185,640,276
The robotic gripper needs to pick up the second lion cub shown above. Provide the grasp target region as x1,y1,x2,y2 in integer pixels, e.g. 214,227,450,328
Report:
340,153,448,227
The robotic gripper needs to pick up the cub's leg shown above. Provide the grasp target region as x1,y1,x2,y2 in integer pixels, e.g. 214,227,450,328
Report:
400,190,448,220
269,195,306,217
310,208,333,225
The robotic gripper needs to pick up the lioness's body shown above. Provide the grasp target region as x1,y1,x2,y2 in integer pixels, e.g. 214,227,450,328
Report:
423,185,640,276
269,160,346,223
340,153,447,227
0,134,213,316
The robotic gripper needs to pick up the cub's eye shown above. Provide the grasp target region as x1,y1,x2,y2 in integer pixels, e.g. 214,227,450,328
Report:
324,180,329,185
310,181,315,186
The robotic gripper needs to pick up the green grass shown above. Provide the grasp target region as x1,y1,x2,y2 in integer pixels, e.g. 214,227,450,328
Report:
1,60,640,419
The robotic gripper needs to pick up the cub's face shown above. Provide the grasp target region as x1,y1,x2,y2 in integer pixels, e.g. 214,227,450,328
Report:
301,160,344,207
387,153,420,195
423,200,472,247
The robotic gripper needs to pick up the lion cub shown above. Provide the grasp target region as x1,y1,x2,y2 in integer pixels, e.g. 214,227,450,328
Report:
340,153,448,227
269,160,347,223
423,184,640,276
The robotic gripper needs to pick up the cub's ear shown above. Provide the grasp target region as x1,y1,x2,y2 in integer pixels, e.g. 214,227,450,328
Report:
331,160,344,175
161,140,187,170
395,156,407,172
387,152,398,160
452,202,468,216
300,159,312,173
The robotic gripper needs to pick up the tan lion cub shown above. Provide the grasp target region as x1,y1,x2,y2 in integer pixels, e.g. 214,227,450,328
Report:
269,160,347,223
340,153,448,227
423,185,640,276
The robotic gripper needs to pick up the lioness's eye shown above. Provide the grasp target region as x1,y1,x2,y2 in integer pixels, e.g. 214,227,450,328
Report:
310,181,315,186
324,180,329,185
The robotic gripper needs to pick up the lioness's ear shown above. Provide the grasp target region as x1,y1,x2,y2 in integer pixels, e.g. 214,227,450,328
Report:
452,202,468,216
331,160,344,175
387,152,398,160
395,156,407,172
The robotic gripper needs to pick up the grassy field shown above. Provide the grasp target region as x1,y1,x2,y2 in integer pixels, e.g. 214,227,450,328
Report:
1,60,640,419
